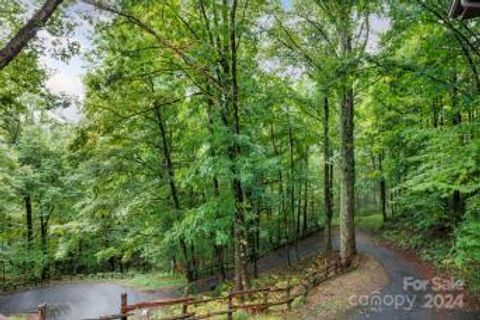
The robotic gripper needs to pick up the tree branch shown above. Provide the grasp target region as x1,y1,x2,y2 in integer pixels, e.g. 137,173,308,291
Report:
0,0,64,70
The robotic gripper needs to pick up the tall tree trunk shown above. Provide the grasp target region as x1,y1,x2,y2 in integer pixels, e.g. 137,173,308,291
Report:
339,16,357,264
251,199,260,279
390,192,396,217
302,155,309,235
432,98,439,128
270,123,290,264
339,86,356,265
154,105,195,283
24,195,33,250
212,175,227,282
40,205,51,279
323,96,334,252
191,244,198,281
214,244,226,282
206,82,227,284
379,154,387,223
287,108,299,261
229,0,248,291
296,181,302,238
371,155,377,209
451,72,464,223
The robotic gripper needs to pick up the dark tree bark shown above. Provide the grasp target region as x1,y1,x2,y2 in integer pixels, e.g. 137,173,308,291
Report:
0,0,64,70
40,205,52,279
302,155,309,235
249,196,261,279
296,180,302,239
24,195,33,250
323,96,334,252
390,192,396,217
379,154,387,223
432,98,439,128
154,104,195,283
214,244,226,282
371,156,377,207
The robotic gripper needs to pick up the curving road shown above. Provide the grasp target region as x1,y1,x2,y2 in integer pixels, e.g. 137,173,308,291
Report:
0,283,180,319
348,232,479,320
1,230,478,319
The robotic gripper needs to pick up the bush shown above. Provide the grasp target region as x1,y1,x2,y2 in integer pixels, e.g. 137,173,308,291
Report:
452,195,480,295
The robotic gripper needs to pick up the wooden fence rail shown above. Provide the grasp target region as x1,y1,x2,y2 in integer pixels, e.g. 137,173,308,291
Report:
35,251,354,320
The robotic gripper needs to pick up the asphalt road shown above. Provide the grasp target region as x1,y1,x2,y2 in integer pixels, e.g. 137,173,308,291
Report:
0,282,179,319
349,232,479,320
1,230,478,319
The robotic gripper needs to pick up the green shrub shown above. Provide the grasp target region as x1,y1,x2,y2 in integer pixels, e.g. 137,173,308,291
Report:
452,195,480,295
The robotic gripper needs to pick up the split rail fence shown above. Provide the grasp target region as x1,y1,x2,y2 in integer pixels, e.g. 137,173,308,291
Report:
34,251,354,320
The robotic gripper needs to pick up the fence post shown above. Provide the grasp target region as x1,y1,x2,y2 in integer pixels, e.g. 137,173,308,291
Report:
263,290,269,312
182,297,189,315
286,279,292,312
227,289,234,320
121,292,128,320
37,303,46,320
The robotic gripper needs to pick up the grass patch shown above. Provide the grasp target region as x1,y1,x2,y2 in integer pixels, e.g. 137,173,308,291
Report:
332,213,384,232
357,213,384,232
122,272,186,290
234,311,282,320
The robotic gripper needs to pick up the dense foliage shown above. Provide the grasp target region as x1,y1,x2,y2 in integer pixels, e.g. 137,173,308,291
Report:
1,0,479,294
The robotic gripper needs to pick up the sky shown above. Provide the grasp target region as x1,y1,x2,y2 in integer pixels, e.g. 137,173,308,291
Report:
39,1,390,123
41,2,95,122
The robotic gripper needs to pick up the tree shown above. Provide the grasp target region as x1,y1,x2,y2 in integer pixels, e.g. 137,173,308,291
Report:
0,0,65,70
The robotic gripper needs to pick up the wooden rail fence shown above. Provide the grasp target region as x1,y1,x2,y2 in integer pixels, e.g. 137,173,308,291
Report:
34,251,354,320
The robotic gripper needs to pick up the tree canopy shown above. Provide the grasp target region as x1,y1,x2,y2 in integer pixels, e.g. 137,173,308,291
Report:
1,0,480,296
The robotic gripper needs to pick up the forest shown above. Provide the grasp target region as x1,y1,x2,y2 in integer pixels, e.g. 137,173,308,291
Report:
1,0,480,318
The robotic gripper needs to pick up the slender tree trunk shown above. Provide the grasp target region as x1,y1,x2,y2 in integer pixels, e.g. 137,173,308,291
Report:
451,72,464,223
191,244,198,281
251,204,259,279
379,154,387,223
371,155,377,209
40,206,51,279
214,244,226,282
323,96,334,252
154,105,195,283
302,157,309,235
432,98,439,128
253,197,261,278
270,123,290,264
311,187,317,229
212,176,227,282
390,192,396,217
24,195,33,250
296,181,302,237
205,82,227,284
287,109,299,261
